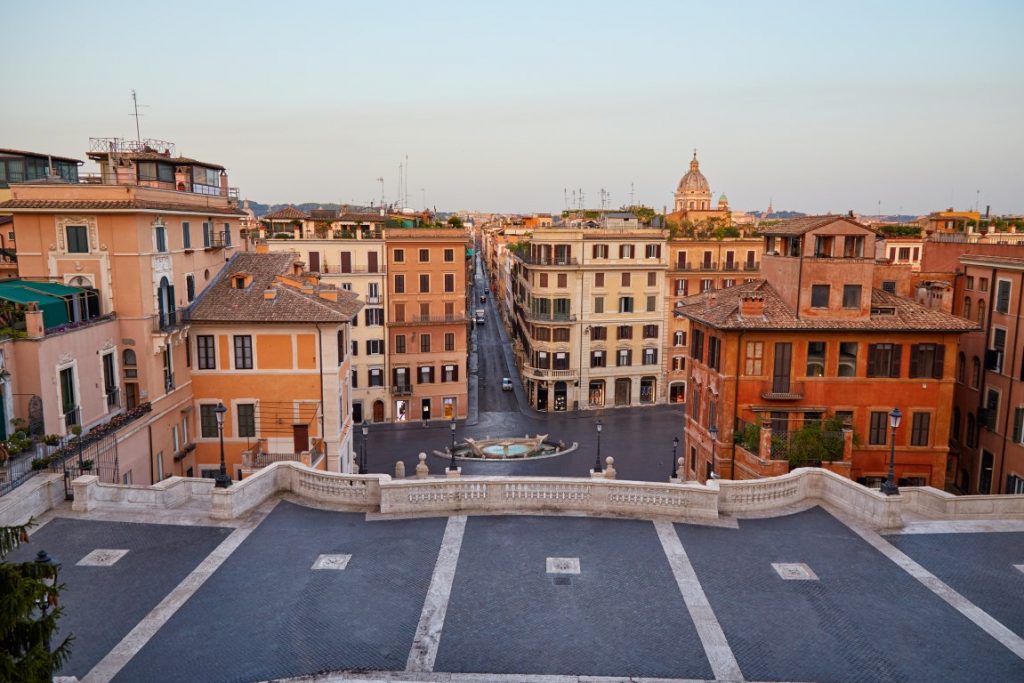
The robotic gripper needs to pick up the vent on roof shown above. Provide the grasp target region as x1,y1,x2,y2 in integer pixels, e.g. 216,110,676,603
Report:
871,306,896,316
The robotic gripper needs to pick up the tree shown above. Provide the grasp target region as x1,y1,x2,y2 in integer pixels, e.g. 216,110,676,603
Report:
0,520,72,682
447,215,464,229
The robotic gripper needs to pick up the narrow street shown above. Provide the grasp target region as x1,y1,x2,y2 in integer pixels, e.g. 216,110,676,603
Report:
364,253,686,482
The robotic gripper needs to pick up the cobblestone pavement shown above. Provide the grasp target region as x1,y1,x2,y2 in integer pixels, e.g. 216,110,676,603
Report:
18,505,1024,683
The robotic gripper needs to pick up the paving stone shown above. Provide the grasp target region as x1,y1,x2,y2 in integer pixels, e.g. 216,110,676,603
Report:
678,507,1023,683
545,557,581,574
76,548,130,566
6,518,231,679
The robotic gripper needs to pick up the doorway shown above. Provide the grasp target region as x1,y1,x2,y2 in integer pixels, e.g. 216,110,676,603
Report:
421,398,432,421
536,383,548,411
293,424,309,453
352,401,363,424
372,400,385,422
614,378,631,406
553,382,567,411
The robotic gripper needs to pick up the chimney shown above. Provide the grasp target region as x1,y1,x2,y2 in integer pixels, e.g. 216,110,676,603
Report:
318,290,338,301
255,241,269,254
292,261,305,275
263,289,278,300
739,294,765,317
24,302,44,338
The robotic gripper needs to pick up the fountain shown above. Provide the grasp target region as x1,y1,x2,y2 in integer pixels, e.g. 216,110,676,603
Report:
436,434,577,461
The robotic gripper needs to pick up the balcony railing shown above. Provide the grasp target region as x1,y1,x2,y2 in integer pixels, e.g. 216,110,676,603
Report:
744,261,760,271
723,262,738,271
671,262,694,272
320,264,386,275
523,366,578,380
366,295,382,304
164,371,175,393
391,384,413,396
523,311,577,323
390,314,467,325
520,256,578,266
699,261,718,271
760,381,804,401
153,310,186,332
62,406,80,430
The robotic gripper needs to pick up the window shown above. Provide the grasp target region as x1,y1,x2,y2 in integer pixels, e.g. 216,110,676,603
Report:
806,342,826,377
979,277,989,292
534,326,551,341
971,356,981,388
553,328,570,342
617,349,632,367
1013,407,1024,445
442,364,458,382
419,302,430,319
952,407,961,441
419,274,429,293
553,352,569,370
420,334,431,352
692,329,704,363
197,335,216,369
418,365,435,384
593,296,604,314
996,280,1011,314
966,414,976,447
238,404,256,438
643,324,659,339
984,389,999,430
898,247,911,260
369,368,383,387
155,225,167,252
66,225,88,253
591,326,606,340
233,335,253,369
962,296,972,320
592,244,608,259
590,350,605,368
621,272,631,287
444,248,454,262
394,274,405,293
351,340,358,357
619,244,634,258
617,325,633,340
123,349,138,378
978,301,986,327
393,248,404,262
367,339,384,355
881,281,897,294
909,343,945,379
366,308,384,325
675,279,689,296
910,413,930,446
701,279,713,292
557,273,567,288
674,331,686,347
351,369,359,388
618,297,634,313
671,356,685,371
444,273,455,292
838,342,858,377
182,222,192,249
708,336,721,371
869,411,889,445
418,248,430,262
966,276,975,290
643,348,658,365
645,244,661,258
867,343,901,378
744,341,763,375
200,405,219,438
203,222,212,247
539,273,548,287
646,295,657,312
842,285,861,309
395,334,407,353
811,284,830,308
957,352,966,383
594,272,605,288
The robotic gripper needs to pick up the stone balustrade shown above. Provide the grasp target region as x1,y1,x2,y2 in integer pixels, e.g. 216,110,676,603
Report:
4,460,1021,531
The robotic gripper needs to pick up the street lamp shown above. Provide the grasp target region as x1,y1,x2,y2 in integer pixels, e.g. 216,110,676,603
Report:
361,420,369,474
708,424,719,479
672,436,679,480
34,550,58,652
448,418,458,471
214,403,230,488
881,407,902,495
594,419,603,472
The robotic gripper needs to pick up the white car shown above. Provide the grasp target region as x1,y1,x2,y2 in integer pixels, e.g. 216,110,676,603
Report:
501,378,513,391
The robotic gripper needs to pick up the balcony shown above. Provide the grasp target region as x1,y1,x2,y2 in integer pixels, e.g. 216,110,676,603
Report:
164,371,175,393
366,295,382,304
744,261,760,271
520,256,578,266
389,314,467,326
105,387,120,410
62,406,81,431
320,264,386,275
153,310,186,332
203,231,231,251
242,439,325,470
699,261,718,271
670,261,694,272
522,366,578,380
391,384,413,396
523,310,577,323
722,262,739,271
759,381,804,401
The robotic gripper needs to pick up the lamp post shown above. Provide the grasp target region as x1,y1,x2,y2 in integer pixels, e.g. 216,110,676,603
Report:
594,419,603,472
34,550,58,652
360,420,369,474
214,403,230,488
448,418,458,471
708,424,719,479
881,407,902,495
672,436,679,480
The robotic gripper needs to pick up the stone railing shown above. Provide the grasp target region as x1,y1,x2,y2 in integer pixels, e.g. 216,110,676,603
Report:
899,487,1024,520
0,473,65,527
378,477,718,521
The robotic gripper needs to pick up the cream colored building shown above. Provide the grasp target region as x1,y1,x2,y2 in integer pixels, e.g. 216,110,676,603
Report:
509,227,669,411
261,232,389,423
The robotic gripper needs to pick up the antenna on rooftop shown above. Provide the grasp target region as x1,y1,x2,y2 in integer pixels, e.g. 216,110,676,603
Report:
629,182,635,207
129,89,148,142
600,188,610,210
376,177,385,208
404,155,410,209
564,188,569,211
578,188,585,211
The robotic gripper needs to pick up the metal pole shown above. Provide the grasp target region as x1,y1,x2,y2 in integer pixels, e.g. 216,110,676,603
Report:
594,420,602,472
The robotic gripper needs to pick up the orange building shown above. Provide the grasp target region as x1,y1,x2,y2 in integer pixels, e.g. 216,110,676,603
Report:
385,228,470,422
675,215,976,489
187,252,361,476
0,138,246,484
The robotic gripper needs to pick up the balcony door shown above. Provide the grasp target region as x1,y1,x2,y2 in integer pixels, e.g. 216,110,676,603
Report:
292,424,309,454
772,343,792,393
308,251,320,273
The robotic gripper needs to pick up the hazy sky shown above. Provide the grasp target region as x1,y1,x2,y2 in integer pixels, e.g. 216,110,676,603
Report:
4,1,1023,214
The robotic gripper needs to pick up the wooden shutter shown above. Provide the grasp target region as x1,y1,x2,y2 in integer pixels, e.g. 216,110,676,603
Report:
909,345,920,378
308,251,320,273
932,344,945,380
867,345,877,377
340,251,352,273
890,344,902,378
773,343,792,393
368,251,378,273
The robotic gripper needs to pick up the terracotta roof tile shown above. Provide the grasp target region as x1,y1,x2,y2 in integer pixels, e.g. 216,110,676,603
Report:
263,206,310,221
0,198,245,216
188,252,363,324
0,148,82,164
675,279,978,332
758,215,880,236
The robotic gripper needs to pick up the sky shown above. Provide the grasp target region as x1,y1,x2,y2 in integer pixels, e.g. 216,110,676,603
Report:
3,0,1023,215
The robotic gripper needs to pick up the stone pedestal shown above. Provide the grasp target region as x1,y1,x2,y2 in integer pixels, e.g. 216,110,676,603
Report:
603,457,617,480
395,461,406,479
445,467,462,478
415,453,429,479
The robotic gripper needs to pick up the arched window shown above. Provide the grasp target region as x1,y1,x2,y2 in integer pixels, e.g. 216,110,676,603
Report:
157,276,175,328
957,352,966,383
977,301,985,327
963,297,971,320
971,356,981,388
122,350,137,379
951,407,961,441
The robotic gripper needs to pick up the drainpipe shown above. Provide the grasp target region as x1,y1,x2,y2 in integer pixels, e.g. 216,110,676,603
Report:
794,238,804,319
996,269,1024,492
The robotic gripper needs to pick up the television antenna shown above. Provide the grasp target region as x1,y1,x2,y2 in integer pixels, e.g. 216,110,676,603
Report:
376,177,384,207
129,89,148,142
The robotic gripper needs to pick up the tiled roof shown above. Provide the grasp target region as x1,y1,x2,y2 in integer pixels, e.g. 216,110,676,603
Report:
340,212,386,223
86,150,225,170
0,148,82,164
675,279,978,332
960,254,1024,270
188,252,362,324
758,215,879,236
263,206,310,221
0,198,245,216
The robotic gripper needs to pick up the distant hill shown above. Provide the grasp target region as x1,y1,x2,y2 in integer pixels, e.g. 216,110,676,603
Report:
749,210,806,220
242,201,376,218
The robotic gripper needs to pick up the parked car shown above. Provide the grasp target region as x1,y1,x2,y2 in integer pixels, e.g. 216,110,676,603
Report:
480,294,487,303
501,378,513,391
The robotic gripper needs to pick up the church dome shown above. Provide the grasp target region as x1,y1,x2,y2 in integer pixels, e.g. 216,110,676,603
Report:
677,153,710,194
718,193,728,204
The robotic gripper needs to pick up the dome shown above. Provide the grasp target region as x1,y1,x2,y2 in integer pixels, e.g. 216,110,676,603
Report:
718,193,728,204
677,153,710,194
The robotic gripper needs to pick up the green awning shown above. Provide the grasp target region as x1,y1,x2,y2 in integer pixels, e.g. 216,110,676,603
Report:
0,280,82,327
